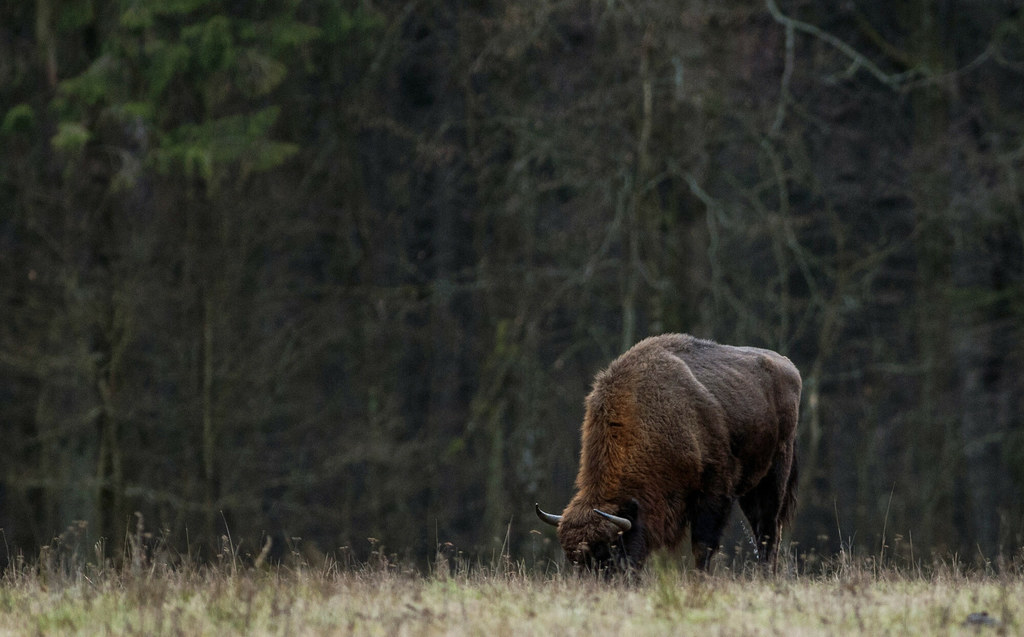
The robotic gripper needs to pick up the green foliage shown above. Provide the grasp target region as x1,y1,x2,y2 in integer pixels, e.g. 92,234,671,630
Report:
117,101,156,122
154,106,298,184
119,2,154,30
42,0,316,191
119,0,218,29
146,40,193,99
54,0,93,32
149,0,216,17
233,49,288,98
56,54,126,111
1,104,35,135
50,121,91,154
321,5,385,45
183,15,235,72
240,19,321,54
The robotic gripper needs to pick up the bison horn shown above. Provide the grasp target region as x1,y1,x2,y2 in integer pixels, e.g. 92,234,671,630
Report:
594,508,632,532
535,503,562,527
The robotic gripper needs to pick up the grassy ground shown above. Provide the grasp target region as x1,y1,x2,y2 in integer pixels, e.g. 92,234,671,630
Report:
1,550,1020,636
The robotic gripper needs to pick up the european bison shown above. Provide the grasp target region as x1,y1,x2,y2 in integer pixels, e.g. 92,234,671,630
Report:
536,333,800,573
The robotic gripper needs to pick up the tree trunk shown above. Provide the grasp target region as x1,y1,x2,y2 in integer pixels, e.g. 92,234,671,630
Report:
906,0,966,553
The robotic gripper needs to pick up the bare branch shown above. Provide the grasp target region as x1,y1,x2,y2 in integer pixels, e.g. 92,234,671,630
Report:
771,20,795,135
764,0,910,90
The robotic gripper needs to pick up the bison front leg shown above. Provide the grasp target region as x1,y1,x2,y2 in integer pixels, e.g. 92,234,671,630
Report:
689,495,733,571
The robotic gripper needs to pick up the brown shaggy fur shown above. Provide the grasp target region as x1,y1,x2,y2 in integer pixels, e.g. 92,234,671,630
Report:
556,333,801,572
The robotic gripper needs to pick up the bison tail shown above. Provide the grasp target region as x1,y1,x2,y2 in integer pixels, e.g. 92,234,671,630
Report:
779,454,799,528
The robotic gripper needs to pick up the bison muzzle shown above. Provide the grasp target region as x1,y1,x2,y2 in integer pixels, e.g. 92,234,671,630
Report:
536,333,801,574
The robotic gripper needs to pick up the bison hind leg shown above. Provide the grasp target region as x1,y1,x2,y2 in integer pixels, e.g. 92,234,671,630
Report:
739,454,797,569
690,495,734,571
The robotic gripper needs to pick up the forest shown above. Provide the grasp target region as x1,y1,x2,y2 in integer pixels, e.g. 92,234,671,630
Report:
1,0,1023,570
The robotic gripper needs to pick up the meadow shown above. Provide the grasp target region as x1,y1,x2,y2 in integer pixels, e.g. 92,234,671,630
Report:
1,542,1020,636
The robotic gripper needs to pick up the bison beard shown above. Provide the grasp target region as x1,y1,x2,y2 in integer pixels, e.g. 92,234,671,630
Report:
536,334,801,575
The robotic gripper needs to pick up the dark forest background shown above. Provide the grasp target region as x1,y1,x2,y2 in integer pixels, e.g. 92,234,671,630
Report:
2,0,1024,569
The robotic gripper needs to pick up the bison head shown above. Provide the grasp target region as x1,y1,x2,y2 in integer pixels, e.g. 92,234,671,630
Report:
535,499,648,574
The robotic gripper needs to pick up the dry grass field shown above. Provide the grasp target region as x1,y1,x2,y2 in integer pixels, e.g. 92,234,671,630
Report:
1,543,1020,636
